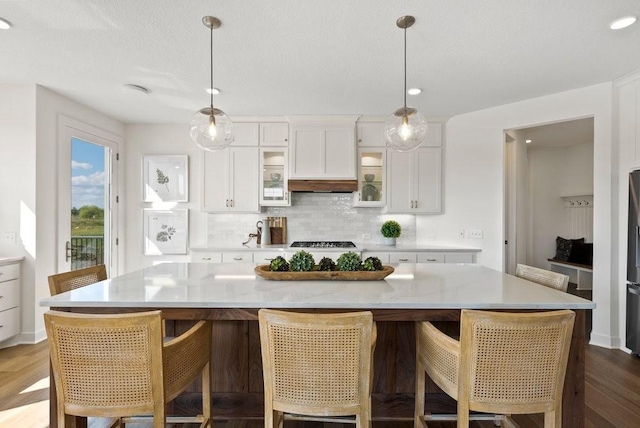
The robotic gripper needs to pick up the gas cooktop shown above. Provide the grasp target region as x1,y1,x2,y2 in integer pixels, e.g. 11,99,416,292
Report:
290,241,356,248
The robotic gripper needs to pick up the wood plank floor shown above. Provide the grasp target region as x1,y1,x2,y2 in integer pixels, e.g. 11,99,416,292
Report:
1,340,639,427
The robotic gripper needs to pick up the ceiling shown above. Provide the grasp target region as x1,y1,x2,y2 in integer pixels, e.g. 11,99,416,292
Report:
519,118,595,147
1,1,639,124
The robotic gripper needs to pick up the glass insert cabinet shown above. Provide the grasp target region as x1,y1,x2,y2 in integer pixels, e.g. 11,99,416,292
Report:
260,147,289,206
353,148,386,207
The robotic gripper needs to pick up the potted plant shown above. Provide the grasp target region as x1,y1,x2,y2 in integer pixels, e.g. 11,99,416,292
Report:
381,220,401,246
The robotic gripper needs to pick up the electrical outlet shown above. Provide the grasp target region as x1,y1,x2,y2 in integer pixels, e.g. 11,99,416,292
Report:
464,229,483,239
4,232,17,244
362,233,371,240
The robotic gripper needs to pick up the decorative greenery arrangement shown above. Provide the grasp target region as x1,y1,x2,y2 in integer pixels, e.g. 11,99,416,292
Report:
269,256,290,272
289,250,315,272
362,256,383,271
267,252,385,272
318,257,336,271
336,251,363,271
381,220,401,238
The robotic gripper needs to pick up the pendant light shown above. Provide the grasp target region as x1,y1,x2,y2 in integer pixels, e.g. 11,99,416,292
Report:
385,15,428,152
189,16,234,151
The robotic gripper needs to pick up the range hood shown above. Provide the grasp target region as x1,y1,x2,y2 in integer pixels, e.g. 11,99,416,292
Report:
288,179,358,193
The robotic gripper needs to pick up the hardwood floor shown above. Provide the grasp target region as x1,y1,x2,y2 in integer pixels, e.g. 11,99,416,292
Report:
1,340,639,427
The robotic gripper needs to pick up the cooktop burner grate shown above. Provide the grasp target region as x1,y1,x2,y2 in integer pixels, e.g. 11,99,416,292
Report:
290,241,356,248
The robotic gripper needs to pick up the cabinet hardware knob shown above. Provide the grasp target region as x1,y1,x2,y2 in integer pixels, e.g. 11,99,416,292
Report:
233,257,243,261
284,138,288,142
265,258,274,261
231,199,234,207
415,200,418,208
427,259,436,262
202,257,212,261
399,258,409,262
0,325,3,328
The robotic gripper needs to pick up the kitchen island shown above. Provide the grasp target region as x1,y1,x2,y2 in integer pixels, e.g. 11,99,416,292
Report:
41,262,594,427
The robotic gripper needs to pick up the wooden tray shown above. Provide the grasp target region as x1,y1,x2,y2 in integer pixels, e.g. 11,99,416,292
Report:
254,265,394,281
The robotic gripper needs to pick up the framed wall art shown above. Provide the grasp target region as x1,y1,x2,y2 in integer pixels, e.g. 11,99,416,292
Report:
143,155,188,202
143,209,189,255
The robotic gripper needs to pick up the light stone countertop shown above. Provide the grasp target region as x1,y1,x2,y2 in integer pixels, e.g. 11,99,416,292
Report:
40,262,594,310
0,256,24,267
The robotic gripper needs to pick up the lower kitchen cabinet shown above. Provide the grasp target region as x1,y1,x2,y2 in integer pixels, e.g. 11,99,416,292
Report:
0,261,20,343
190,251,223,263
222,252,254,263
363,251,475,264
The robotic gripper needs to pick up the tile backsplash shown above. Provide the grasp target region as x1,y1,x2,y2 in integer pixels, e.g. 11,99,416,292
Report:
206,193,416,246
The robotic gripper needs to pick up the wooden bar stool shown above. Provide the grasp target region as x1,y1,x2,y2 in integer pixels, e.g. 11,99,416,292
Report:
415,309,575,428
48,265,107,295
515,263,570,292
258,309,377,427
45,310,212,428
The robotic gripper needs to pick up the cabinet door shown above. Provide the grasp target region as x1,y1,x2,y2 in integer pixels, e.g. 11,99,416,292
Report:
417,253,445,263
253,252,285,264
260,148,289,206
260,123,289,146
387,150,413,212
202,149,230,212
357,122,386,147
190,252,223,263
390,252,417,263
229,147,259,212
362,252,390,264
290,127,324,178
325,127,356,178
444,253,474,263
354,148,386,207
414,148,442,213
232,122,260,146
290,125,356,179
222,252,254,263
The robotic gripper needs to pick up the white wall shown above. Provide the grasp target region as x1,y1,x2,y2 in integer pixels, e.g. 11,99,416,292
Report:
417,82,615,347
0,85,36,348
527,142,594,269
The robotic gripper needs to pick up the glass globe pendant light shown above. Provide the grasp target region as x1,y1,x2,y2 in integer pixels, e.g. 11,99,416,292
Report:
385,15,428,152
190,16,234,151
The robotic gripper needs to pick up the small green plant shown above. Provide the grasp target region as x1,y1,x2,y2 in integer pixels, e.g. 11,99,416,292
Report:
362,256,383,271
337,251,362,271
318,257,336,271
381,220,401,238
269,256,290,272
289,250,315,272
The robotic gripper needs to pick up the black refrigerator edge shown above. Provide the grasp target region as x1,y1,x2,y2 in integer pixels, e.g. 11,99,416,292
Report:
627,170,640,355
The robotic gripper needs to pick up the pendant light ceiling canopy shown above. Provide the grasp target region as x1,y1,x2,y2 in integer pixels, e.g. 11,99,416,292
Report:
385,15,428,152
189,16,234,151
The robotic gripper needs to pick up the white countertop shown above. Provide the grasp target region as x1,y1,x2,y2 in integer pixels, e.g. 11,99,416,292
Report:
40,262,594,310
190,244,480,253
0,256,24,266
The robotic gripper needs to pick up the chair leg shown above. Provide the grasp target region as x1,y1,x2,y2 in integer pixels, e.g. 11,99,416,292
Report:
202,361,212,427
457,401,469,428
414,361,427,428
543,410,559,428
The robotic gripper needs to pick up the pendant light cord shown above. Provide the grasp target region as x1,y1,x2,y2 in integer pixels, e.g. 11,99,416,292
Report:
403,25,407,111
209,23,214,109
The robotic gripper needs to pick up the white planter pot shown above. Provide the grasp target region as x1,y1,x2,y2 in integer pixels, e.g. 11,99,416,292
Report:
383,237,396,246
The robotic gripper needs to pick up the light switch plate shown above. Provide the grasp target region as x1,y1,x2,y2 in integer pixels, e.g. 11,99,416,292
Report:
4,232,17,244
464,229,483,239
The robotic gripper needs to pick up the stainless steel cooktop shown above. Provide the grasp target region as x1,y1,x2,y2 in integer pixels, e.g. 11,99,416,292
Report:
290,241,356,248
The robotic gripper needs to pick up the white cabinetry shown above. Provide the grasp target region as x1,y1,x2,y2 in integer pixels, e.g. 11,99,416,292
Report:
202,147,259,212
260,122,289,146
289,117,358,179
190,251,223,263
387,148,442,213
362,251,475,264
0,261,20,343
260,147,289,206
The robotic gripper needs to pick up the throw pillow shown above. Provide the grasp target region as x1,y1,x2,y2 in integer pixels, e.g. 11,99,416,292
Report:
569,242,593,266
555,236,585,261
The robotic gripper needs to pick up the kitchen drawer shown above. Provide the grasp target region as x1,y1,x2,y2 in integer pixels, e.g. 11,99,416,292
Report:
190,252,222,263
362,252,390,264
0,307,19,342
222,253,254,263
417,253,445,263
445,253,474,263
390,252,417,263
0,263,20,282
253,252,285,264
0,279,19,311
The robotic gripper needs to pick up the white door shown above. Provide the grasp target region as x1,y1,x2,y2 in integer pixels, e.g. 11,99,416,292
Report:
57,117,120,276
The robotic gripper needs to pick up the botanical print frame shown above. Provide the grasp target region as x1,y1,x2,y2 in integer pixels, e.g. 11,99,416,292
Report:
143,155,188,202
143,209,189,255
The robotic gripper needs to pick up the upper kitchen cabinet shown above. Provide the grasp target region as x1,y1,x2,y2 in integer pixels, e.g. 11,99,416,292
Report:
260,122,289,146
231,122,260,146
357,121,386,147
260,147,289,206
387,147,442,213
202,147,259,213
288,116,359,179
353,148,386,207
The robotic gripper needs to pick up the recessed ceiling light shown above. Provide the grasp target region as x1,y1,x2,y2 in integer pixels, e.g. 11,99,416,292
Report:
407,88,422,95
525,139,532,144
0,18,12,30
610,15,637,30
206,87,220,95
124,84,150,95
